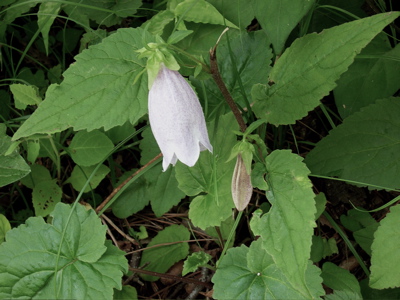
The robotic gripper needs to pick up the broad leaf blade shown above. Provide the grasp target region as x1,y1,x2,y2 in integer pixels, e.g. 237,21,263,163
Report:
250,150,317,297
69,130,114,166
253,0,314,54
305,98,400,190
252,12,400,125
0,125,30,187
13,28,155,140
174,0,238,28
139,225,190,281
321,262,361,295
370,204,400,289
0,203,127,299
212,239,323,299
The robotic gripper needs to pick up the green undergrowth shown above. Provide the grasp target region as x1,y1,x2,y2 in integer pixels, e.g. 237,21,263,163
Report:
1,0,400,299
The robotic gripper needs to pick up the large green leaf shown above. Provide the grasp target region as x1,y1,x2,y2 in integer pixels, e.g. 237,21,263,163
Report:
0,203,127,299
175,113,238,229
0,124,30,187
252,12,400,126
250,150,317,297
305,97,400,190
321,262,361,296
174,0,238,28
69,130,114,166
334,35,400,118
13,28,155,140
192,30,272,116
212,239,323,299
370,204,400,289
253,0,314,54
208,0,254,29
139,225,190,281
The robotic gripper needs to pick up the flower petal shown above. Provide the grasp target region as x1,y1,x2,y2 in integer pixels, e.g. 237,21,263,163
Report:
148,64,212,171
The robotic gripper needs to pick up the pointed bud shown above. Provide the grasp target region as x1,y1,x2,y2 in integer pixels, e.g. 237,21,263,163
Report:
231,154,253,211
148,64,213,171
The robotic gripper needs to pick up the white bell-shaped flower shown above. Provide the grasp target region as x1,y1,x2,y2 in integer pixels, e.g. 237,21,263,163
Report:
148,64,213,171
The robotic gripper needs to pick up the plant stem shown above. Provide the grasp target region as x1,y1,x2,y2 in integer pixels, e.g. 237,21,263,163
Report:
216,210,243,268
210,44,247,133
95,153,162,215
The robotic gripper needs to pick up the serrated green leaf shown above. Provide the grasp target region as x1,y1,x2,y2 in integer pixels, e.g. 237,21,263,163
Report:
174,0,238,28
69,130,114,166
212,239,323,299
0,203,127,299
253,0,314,54
252,12,400,125
0,214,11,244
38,2,61,55
32,179,62,217
250,150,316,297
321,262,361,295
182,251,212,276
66,164,110,193
0,124,30,187
13,28,156,141
176,113,238,229
334,34,400,118
9,84,42,110
370,204,400,289
139,225,190,281
142,10,175,36
305,98,400,190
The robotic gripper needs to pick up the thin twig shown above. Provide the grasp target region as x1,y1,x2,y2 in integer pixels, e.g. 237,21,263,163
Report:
129,267,213,289
102,218,119,248
95,153,162,214
101,214,138,245
209,30,247,133
126,239,218,255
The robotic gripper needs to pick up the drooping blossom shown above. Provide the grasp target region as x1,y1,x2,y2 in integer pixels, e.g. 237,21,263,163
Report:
148,64,212,171
231,154,253,211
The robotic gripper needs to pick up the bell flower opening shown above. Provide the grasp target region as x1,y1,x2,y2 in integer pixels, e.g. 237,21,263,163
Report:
148,64,212,171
